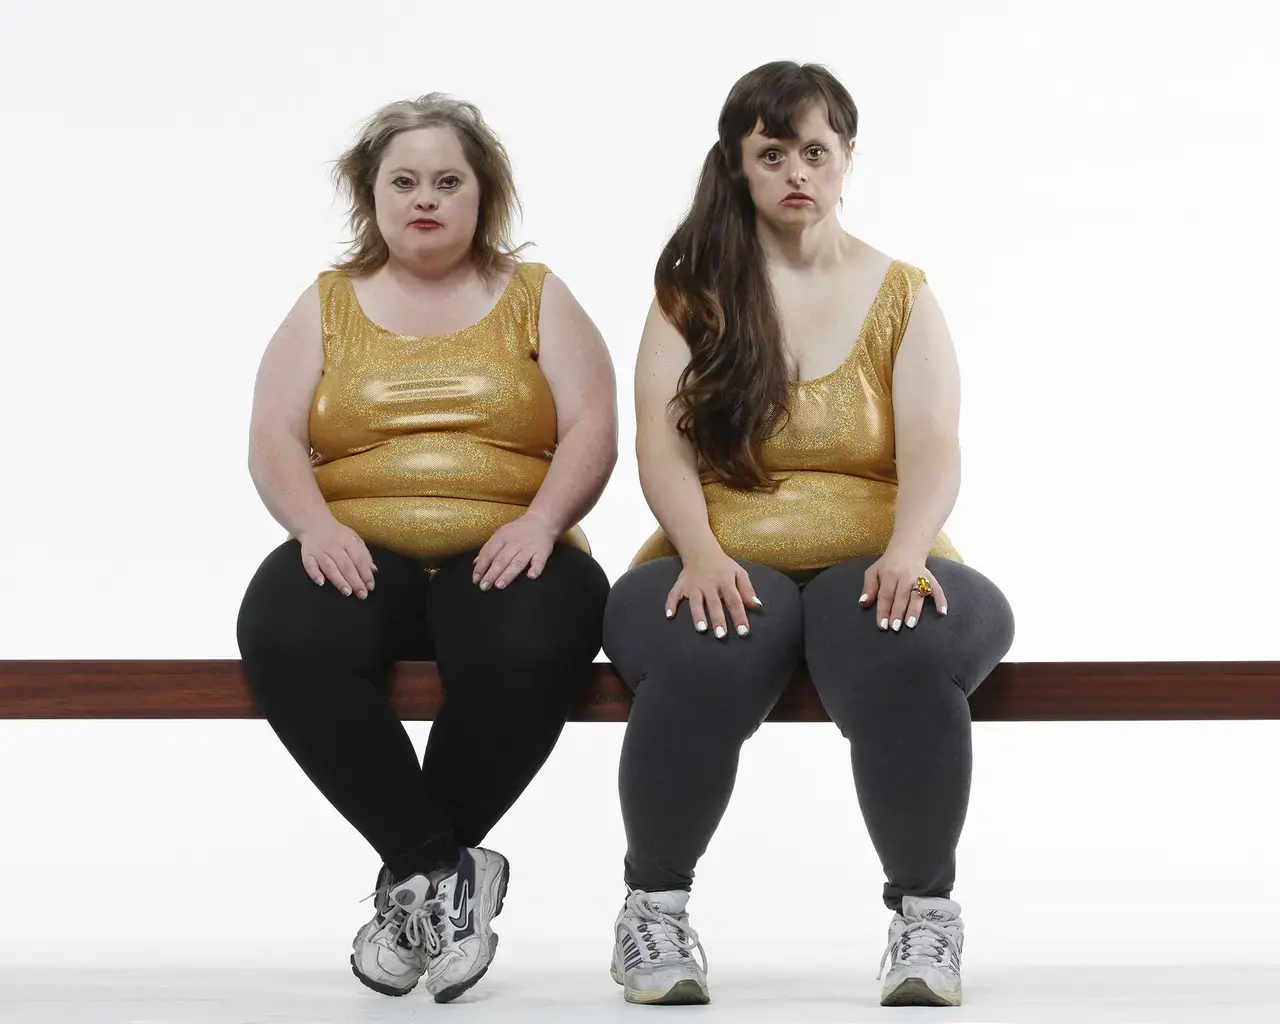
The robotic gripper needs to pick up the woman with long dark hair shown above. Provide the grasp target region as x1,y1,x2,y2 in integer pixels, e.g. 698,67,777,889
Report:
603,62,1014,1008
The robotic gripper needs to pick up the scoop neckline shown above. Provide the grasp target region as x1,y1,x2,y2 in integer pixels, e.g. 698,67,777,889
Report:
788,259,898,389
343,264,523,341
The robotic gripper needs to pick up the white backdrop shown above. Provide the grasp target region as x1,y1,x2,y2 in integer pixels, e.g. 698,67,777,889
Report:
1,0,1277,966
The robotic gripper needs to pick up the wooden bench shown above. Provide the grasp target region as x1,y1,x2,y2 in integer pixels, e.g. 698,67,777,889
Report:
2,660,1279,721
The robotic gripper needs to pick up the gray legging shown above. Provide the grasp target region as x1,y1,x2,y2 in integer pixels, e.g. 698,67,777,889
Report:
603,554,1015,912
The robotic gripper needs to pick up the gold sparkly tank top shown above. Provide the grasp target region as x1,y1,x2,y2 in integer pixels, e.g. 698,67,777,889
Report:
308,261,590,566
632,259,961,574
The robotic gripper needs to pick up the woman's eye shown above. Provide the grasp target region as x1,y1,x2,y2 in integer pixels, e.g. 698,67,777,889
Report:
393,177,413,188
441,177,460,189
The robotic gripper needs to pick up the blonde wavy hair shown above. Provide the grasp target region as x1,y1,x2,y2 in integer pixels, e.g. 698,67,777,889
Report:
330,93,527,279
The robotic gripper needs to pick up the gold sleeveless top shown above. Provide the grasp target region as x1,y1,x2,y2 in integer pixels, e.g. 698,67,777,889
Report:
632,259,961,574
308,261,590,566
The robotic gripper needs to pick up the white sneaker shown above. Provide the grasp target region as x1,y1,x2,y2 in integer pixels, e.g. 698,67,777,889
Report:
424,847,510,1003
878,896,964,1006
350,869,443,997
611,889,709,1005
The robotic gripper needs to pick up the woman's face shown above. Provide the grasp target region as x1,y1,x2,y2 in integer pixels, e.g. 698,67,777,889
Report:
739,99,853,230
373,126,481,264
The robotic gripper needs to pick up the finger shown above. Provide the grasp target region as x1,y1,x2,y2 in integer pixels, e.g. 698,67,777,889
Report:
479,547,515,591
861,566,879,608
688,590,709,634
706,590,729,640
665,582,684,619
722,582,750,637
735,568,763,612
876,577,895,631
472,540,500,584
890,577,913,632
930,577,949,616
526,547,549,579
334,550,368,598
905,589,925,629
350,543,376,591
316,553,352,595
495,549,532,589
301,552,325,587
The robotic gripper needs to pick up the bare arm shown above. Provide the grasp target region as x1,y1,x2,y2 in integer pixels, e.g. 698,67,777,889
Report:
247,282,333,537
633,298,722,562
248,283,374,597
527,273,619,534
887,281,962,560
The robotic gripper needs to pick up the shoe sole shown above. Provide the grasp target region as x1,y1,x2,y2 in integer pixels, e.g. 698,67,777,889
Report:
431,852,510,1005
349,955,419,998
881,977,961,1007
622,979,711,1006
611,960,710,1005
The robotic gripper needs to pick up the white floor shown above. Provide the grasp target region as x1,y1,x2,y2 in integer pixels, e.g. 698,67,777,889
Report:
3,941,1277,1023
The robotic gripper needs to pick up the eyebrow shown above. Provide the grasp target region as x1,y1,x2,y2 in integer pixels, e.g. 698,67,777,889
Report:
385,167,467,176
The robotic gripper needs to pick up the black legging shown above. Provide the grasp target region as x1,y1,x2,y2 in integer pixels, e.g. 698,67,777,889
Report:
237,539,610,882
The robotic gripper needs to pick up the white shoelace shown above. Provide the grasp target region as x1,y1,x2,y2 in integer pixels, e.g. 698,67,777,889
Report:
625,892,708,973
366,882,444,958
877,919,958,980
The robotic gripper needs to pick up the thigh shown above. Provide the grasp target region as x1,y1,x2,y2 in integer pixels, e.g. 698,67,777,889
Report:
236,539,433,671
426,542,611,680
603,557,805,705
801,555,1015,697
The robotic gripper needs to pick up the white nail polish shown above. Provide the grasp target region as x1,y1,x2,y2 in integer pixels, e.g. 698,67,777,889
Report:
480,582,490,592
665,609,674,619
737,624,749,636
860,594,868,603
752,596,764,607
893,619,902,631
696,620,707,632
906,616,917,628
714,626,726,638
880,618,889,630
941,607,948,616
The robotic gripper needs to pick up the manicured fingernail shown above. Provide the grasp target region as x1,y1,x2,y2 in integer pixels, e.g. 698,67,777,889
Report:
860,594,869,603
880,618,889,630
892,619,902,631
906,616,916,628
696,620,707,632
752,596,763,607
358,591,368,600
665,609,674,619
342,587,352,596
480,582,490,591
496,580,506,589
472,575,479,584
737,624,749,636
941,606,948,616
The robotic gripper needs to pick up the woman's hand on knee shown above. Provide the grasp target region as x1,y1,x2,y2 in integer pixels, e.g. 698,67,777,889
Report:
665,549,761,639
859,549,948,632
472,511,558,591
297,518,378,598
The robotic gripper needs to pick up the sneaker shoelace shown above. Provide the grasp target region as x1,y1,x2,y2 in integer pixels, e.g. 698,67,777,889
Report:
625,891,708,974
366,882,445,959
877,919,958,981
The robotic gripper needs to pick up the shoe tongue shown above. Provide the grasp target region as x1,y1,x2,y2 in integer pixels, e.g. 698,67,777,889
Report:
644,890,690,916
388,873,433,913
901,896,960,923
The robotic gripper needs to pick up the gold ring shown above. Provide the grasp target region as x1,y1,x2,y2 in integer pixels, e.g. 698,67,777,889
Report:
911,576,932,597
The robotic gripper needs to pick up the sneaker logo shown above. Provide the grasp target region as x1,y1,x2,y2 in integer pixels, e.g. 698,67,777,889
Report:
922,909,951,921
395,889,416,908
448,879,474,932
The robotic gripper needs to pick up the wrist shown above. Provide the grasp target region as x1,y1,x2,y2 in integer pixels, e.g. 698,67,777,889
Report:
524,506,563,536
885,536,931,563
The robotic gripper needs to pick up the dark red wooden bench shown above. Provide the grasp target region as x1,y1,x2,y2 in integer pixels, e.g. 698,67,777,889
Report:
2,660,1279,721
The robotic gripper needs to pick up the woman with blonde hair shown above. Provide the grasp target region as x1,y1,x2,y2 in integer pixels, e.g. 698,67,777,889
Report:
237,93,616,1002
603,62,1014,1008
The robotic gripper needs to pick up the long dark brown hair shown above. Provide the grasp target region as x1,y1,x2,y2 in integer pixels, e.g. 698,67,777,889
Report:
656,62,859,490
